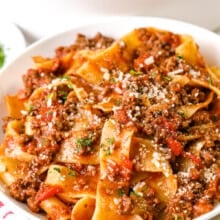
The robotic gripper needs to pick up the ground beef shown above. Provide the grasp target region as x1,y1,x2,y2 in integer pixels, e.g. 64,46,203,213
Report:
22,69,58,98
116,195,132,215
191,110,211,124
2,28,220,220
9,178,39,202
55,32,114,57
74,32,115,50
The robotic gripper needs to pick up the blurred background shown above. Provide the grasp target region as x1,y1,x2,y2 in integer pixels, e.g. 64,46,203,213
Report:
0,0,220,44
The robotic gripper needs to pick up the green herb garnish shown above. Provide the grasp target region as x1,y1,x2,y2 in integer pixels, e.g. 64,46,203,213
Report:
129,190,139,197
105,146,111,156
106,137,115,145
174,215,178,220
47,92,54,100
53,167,61,173
137,86,143,93
176,54,183,59
177,111,185,118
115,99,121,106
27,104,34,112
162,75,172,81
102,137,115,156
59,75,74,88
173,215,184,220
67,82,74,89
67,168,77,177
150,71,156,78
0,46,5,68
59,75,70,81
208,77,213,85
58,90,68,101
76,132,94,149
110,77,116,83
117,188,125,197
129,69,143,76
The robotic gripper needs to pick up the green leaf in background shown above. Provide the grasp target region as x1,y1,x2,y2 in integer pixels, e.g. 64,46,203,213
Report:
0,46,5,68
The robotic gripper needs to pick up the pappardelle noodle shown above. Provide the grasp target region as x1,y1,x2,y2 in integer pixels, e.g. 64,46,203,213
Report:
0,28,220,220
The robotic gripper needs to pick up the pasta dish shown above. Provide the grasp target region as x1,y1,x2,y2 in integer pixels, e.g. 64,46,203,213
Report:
0,27,219,220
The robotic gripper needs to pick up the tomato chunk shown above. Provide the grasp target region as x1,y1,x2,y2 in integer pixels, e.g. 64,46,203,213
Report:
166,137,183,156
121,154,133,171
35,185,63,203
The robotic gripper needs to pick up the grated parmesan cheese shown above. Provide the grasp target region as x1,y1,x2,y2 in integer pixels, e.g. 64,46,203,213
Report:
189,69,201,77
144,56,154,65
167,69,184,76
103,72,110,81
147,84,167,99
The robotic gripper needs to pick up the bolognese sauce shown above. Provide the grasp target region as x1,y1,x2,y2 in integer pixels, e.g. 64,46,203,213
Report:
0,28,219,220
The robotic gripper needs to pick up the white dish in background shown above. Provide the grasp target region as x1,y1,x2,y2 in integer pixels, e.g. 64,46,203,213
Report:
0,16,220,220
0,21,26,70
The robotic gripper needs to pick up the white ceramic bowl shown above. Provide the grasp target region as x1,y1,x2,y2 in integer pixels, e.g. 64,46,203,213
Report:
0,16,220,220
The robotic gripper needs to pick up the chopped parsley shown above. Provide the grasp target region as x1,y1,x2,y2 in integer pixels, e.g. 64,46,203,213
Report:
110,77,116,83
27,104,34,113
176,54,183,59
59,75,70,81
59,75,74,88
137,86,143,93
115,99,121,106
177,111,185,118
53,167,61,173
129,69,143,76
129,190,140,197
105,146,111,156
76,132,94,149
208,77,213,85
67,82,74,89
162,75,172,81
67,168,77,177
47,92,54,100
0,46,5,68
173,215,184,220
101,137,115,156
117,188,125,197
106,137,115,145
150,71,156,78
58,90,68,101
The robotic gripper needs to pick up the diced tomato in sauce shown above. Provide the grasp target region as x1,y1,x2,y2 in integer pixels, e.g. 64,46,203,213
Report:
35,185,63,203
166,137,183,156
161,117,177,131
121,154,133,171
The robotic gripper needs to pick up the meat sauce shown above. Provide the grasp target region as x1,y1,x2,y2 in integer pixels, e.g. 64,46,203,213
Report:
2,29,220,219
